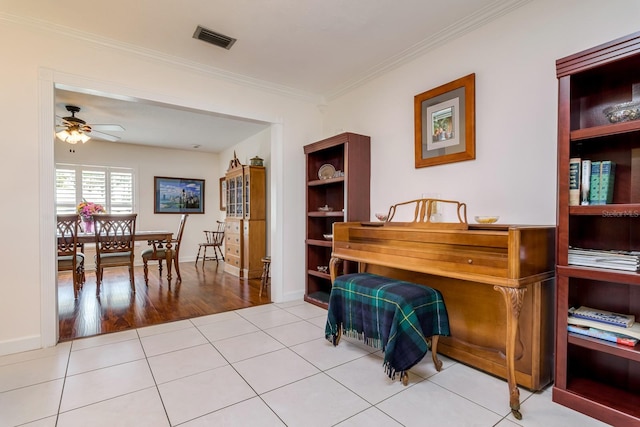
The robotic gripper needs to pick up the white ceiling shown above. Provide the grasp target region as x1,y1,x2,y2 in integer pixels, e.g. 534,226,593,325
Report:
2,0,530,152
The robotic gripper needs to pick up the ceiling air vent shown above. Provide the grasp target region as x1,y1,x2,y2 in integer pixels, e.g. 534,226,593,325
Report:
193,25,236,50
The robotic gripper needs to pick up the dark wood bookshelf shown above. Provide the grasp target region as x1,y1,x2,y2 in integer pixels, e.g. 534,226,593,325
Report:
303,132,370,309
554,30,640,426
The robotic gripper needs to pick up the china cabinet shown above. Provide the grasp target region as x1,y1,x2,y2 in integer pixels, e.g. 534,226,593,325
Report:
303,132,370,308
225,161,266,278
554,31,640,426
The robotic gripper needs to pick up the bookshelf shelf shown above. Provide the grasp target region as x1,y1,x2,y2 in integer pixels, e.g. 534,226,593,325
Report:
555,31,640,426
568,333,640,361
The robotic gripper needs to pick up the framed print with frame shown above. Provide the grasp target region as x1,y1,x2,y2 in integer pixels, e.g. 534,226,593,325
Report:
154,176,205,214
414,73,475,168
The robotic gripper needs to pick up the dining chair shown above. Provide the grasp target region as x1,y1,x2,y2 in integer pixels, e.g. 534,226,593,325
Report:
195,221,225,266
57,214,85,299
142,213,188,285
93,213,137,295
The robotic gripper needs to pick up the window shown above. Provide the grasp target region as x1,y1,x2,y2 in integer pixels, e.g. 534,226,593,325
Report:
55,164,135,214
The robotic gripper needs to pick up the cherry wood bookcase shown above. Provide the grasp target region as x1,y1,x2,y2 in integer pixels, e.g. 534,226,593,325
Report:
303,132,370,308
554,31,640,426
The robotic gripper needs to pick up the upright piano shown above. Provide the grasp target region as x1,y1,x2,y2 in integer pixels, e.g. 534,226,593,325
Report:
330,221,555,419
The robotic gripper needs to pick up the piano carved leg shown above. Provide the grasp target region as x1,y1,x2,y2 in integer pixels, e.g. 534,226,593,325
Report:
429,336,443,372
493,285,526,420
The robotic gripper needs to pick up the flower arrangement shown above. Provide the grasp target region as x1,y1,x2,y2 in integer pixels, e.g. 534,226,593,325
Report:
77,200,106,221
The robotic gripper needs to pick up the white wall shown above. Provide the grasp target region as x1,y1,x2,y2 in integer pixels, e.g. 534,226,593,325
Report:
0,16,321,355
324,0,640,225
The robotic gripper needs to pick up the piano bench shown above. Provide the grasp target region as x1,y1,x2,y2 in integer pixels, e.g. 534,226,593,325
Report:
324,272,450,385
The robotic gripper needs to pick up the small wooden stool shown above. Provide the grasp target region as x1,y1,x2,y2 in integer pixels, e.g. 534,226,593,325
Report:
260,256,271,297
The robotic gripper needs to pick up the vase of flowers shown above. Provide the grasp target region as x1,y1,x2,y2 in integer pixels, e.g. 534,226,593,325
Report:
77,200,106,233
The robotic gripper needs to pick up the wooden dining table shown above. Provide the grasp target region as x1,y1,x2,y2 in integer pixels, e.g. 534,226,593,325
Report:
73,230,175,281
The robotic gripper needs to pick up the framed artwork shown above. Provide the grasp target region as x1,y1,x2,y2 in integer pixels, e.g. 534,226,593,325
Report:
154,176,205,214
414,73,475,168
219,177,227,211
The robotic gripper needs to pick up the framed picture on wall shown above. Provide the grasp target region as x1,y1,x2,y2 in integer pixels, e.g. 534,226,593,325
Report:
414,73,476,168
154,176,205,214
220,177,227,211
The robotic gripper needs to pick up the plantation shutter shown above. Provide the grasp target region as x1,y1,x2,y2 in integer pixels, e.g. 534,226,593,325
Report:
55,164,135,214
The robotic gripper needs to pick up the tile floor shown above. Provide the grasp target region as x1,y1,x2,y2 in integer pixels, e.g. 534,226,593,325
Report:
0,301,611,427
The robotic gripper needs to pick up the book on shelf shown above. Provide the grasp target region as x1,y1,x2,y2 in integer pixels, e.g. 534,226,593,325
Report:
567,314,640,340
570,305,635,328
568,247,640,272
598,160,616,205
569,157,581,206
589,161,601,204
567,324,638,347
580,159,591,205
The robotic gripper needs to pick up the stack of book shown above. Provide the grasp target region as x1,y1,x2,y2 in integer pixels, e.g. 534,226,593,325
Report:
568,247,640,272
569,158,616,206
568,306,639,347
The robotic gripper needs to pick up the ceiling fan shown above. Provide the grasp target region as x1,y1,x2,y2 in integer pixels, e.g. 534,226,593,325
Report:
55,105,124,144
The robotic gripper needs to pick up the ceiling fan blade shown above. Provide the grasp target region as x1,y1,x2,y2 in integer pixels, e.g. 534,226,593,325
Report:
90,129,121,142
90,124,125,132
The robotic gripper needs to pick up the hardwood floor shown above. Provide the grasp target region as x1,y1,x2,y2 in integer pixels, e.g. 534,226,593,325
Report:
58,260,271,342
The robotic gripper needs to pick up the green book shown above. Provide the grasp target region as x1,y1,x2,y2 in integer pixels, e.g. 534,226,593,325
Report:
589,161,601,205
569,158,581,206
598,161,616,204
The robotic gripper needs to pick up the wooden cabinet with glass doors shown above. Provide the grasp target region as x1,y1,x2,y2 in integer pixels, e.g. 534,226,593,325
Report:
303,132,370,308
225,161,265,279
554,31,640,426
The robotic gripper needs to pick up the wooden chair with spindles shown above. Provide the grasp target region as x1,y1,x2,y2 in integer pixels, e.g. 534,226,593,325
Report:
195,221,225,266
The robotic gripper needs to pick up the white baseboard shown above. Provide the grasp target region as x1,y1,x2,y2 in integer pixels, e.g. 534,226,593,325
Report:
0,335,43,357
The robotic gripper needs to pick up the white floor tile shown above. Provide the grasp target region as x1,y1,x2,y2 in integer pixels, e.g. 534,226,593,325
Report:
196,316,260,341
0,379,63,427
19,416,58,427
136,319,194,337
67,338,145,375
70,329,138,351
0,354,68,392
335,407,403,426
140,326,207,357
282,303,328,319
406,351,456,379
0,342,71,367
57,387,170,427
428,362,531,415
290,337,374,371
60,359,154,412
158,365,256,425
377,380,504,426
264,320,323,346
509,387,611,426
306,314,329,328
232,348,319,394
234,304,280,315
180,396,286,426
213,330,284,362
147,343,228,384
239,308,303,329
326,352,424,404
189,310,241,327
261,373,370,427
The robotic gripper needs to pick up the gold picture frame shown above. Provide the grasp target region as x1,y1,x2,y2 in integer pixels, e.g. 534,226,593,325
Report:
414,73,475,168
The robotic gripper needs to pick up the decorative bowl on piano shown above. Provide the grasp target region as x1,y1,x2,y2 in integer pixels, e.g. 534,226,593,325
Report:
603,100,640,123
318,205,333,212
375,213,388,222
323,233,333,240
474,216,499,224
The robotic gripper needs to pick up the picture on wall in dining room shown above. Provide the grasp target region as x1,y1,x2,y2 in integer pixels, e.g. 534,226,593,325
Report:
154,176,205,214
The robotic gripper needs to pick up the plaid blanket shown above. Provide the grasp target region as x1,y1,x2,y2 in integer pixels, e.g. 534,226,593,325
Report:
325,273,450,379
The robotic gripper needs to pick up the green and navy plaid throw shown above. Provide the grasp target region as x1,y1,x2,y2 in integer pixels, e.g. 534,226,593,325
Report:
325,272,450,379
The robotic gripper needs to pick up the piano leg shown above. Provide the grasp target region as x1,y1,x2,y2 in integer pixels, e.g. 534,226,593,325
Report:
494,285,526,421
